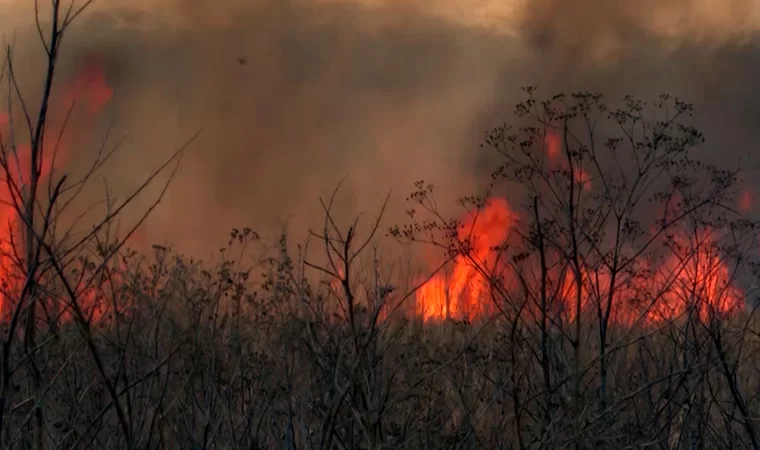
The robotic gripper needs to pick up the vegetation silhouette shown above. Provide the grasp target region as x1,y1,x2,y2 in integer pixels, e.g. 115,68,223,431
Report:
1,2,760,450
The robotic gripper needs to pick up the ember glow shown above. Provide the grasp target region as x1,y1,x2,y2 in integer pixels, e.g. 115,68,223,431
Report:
0,61,114,322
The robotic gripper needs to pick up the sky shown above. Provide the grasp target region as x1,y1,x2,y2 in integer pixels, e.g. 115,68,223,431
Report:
0,0,759,256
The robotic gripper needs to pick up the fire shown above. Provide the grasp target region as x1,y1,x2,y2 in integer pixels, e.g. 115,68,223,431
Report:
414,130,745,327
545,130,561,159
740,189,752,213
545,129,591,191
0,61,114,323
541,227,743,327
416,197,515,321
644,230,743,324
61,63,113,115
415,198,745,326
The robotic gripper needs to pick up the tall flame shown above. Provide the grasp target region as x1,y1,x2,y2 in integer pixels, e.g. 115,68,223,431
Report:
416,203,745,326
0,61,114,322
416,197,514,321
415,131,746,326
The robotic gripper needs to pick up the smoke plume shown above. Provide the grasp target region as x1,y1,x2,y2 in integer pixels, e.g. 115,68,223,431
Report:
0,0,758,255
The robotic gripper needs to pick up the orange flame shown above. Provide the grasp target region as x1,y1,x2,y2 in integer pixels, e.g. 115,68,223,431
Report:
545,130,561,160
414,131,746,326
416,198,515,321
0,61,114,323
545,129,591,191
645,231,743,324
416,198,745,327
740,189,752,213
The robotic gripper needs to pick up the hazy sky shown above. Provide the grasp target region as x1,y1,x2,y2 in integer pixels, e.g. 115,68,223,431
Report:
1,0,759,255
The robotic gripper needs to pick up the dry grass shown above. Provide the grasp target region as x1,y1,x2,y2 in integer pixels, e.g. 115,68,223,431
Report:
1,237,758,449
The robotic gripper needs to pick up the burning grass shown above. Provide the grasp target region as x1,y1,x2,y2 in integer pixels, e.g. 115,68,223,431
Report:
2,237,758,449
413,193,746,328
1,13,758,446
0,60,114,323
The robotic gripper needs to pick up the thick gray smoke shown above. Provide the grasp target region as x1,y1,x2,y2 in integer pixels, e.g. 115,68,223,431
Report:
1,0,759,255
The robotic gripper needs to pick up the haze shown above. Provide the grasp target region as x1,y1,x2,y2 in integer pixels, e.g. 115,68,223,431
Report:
0,0,759,255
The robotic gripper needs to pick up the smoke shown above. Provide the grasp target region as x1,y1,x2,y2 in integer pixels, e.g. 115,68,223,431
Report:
0,0,759,255
517,0,760,58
